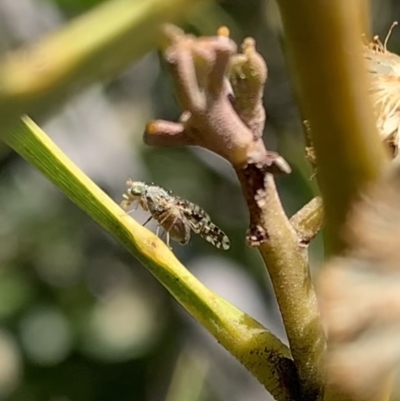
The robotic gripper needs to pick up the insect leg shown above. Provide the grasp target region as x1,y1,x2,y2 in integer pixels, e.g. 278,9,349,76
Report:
120,199,131,210
162,212,191,246
152,210,173,247
124,205,139,216
158,210,173,226
142,216,153,227
164,215,179,234
166,231,171,249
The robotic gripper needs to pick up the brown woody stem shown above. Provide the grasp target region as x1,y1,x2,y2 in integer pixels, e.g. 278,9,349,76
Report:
144,25,325,400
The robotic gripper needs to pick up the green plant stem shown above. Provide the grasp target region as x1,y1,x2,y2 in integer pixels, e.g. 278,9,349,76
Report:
0,0,208,133
257,175,325,401
276,0,387,255
290,197,324,244
2,116,301,401
357,0,371,38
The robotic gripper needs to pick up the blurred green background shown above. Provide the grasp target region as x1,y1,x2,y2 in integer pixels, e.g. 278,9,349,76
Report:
0,1,398,400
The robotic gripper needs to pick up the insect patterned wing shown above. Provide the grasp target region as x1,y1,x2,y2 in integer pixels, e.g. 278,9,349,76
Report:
174,197,208,234
175,197,230,250
198,220,231,250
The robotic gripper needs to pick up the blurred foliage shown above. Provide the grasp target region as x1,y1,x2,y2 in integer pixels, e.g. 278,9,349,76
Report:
0,0,398,401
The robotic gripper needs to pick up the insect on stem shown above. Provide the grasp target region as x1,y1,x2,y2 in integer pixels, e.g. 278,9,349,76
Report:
120,181,230,250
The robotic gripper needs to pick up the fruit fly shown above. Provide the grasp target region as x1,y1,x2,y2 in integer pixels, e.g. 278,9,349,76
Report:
121,180,230,250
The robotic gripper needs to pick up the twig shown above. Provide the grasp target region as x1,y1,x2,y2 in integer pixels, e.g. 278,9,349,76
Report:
145,24,291,242
290,197,324,245
144,25,325,400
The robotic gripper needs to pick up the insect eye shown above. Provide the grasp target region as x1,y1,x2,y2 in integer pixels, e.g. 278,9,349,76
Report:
128,183,144,196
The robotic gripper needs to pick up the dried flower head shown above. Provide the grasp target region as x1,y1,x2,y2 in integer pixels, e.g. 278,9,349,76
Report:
317,161,400,399
363,22,400,158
